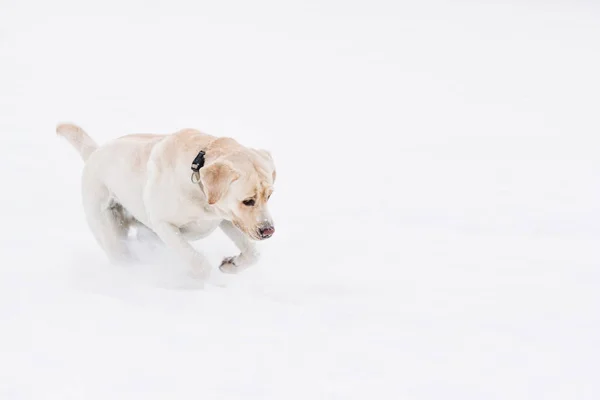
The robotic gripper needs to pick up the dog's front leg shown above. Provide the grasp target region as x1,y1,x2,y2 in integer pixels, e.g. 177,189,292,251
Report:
218,220,260,274
152,221,211,280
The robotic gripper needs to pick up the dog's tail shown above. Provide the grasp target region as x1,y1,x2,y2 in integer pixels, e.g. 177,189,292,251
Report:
56,123,98,162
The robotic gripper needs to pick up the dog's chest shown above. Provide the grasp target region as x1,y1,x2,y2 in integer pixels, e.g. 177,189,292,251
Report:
178,219,221,240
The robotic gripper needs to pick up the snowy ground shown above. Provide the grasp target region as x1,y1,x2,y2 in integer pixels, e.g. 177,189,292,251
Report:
1,1,599,399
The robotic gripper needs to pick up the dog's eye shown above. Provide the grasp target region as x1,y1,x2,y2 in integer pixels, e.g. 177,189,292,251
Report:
242,199,255,206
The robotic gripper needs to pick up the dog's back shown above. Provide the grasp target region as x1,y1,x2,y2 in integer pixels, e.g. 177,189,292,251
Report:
57,123,168,227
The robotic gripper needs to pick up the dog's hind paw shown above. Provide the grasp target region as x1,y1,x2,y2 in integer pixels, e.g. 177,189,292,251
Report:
188,260,212,282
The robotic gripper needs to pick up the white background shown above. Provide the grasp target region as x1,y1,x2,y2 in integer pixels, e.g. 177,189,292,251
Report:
1,0,599,399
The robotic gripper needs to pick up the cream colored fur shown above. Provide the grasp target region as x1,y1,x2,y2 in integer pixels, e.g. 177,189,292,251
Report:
56,123,276,281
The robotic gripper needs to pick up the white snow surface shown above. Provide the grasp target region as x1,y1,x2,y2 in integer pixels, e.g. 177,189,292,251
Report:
1,1,599,399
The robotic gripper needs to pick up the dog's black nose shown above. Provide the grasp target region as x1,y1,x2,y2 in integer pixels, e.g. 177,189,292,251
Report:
259,226,275,239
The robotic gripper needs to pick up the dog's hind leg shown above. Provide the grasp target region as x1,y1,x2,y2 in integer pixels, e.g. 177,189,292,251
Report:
111,203,161,245
81,173,132,264
133,222,162,244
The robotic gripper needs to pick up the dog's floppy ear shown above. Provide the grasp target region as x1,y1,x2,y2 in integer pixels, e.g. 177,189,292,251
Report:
200,162,240,205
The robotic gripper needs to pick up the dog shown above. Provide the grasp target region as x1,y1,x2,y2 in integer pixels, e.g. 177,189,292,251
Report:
56,123,276,281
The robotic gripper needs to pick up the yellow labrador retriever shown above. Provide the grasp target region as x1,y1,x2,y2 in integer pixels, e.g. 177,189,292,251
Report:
56,123,276,281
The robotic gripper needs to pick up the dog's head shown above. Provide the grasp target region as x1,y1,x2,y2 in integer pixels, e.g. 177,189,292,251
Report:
200,148,276,240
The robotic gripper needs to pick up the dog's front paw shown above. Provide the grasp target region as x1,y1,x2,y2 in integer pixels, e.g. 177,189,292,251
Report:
219,250,260,274
219,256,239,274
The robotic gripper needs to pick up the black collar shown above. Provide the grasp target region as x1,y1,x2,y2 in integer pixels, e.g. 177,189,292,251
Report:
191,150,206,172
190,150,206,185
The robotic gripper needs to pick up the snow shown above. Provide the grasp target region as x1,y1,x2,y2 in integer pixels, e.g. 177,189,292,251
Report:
1,0,599,399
